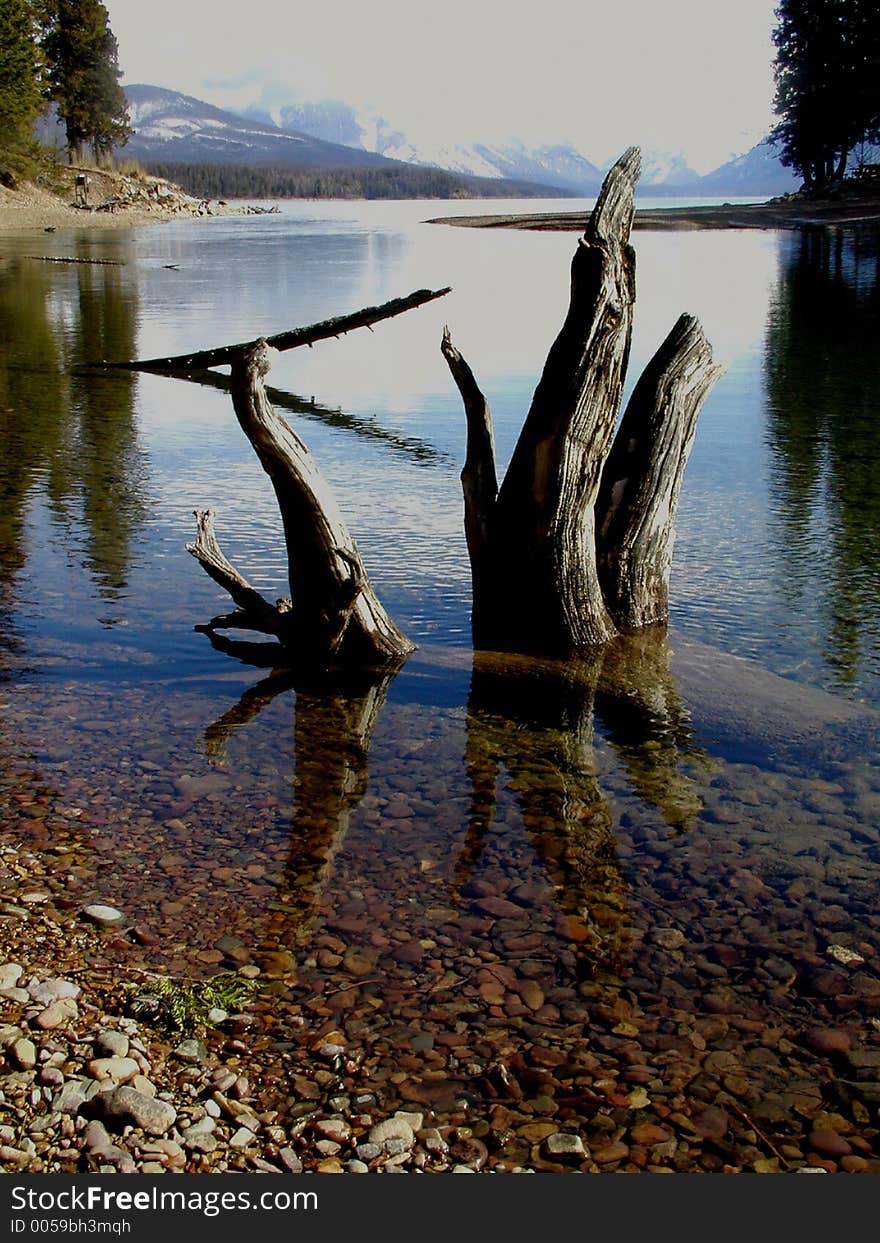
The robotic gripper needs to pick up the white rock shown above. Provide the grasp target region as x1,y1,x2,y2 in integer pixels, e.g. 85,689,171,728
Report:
85,1057,140,1083
82,904,125,926
0,964,23,990
393,1110,424,1132
28,978,80,1005
11,1038,37,1071
0,988,29,1003
368,1116,415,1147
827,944,865,967
544,1132,586,1159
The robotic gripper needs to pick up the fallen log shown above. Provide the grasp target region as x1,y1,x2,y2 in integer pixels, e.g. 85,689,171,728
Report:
26,255,124,266
106,286,451,372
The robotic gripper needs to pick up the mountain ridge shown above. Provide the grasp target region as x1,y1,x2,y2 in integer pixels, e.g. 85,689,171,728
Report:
123,85,802,198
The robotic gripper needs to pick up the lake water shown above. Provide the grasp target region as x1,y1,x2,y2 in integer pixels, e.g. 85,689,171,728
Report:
1,199,879,1171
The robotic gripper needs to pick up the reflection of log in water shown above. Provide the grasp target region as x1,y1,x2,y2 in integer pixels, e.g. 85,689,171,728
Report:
460,631,708,975
171,366,450,467
203,663,394,943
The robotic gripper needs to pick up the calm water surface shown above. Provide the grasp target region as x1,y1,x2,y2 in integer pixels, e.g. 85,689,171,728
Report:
1,200,879,1167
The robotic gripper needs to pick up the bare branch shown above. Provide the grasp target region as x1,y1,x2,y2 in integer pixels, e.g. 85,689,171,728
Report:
107,287,451,372
186,509,287,637
441,326,498,578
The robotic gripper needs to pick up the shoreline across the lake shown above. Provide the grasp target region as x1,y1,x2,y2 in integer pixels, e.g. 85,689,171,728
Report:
427,193,880,232
0,171,266,233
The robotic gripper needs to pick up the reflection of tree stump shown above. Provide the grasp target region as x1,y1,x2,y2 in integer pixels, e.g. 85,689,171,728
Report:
443,148,723,655
200,628,710,988
597,632,709,832
460,650,630,977
458,632,710,975
203,667,394,942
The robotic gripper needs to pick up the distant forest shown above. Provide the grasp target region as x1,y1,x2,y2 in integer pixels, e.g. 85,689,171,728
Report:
141,160,572,201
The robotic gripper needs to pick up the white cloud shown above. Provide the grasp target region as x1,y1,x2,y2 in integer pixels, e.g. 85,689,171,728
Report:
106,0,778,172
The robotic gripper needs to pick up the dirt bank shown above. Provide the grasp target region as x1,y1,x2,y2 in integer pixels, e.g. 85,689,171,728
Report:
0,166,270,233
427,194,880,232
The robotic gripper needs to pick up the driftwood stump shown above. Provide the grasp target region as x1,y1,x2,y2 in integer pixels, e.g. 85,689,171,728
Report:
187,342,415,667
442,147,723,655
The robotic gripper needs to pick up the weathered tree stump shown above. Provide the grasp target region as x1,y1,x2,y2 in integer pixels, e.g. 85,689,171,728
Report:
442,147,723,655
187,342,415,667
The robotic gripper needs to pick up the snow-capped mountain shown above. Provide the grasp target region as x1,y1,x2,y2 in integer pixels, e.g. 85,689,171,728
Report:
272,99,801,195
123,85,394,169
272,99,605,191
122,86,573,195
627,150,700,186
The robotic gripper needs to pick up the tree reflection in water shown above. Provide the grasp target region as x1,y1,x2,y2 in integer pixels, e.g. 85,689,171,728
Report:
0,244,143,654
765,226,880,690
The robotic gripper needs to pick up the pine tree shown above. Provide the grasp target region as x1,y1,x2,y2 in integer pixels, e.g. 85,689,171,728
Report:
0,0,43,182
772,0,880,189
41,0,129,164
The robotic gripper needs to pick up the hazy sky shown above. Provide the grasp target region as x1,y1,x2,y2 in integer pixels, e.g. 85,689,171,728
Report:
104,0,779,172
